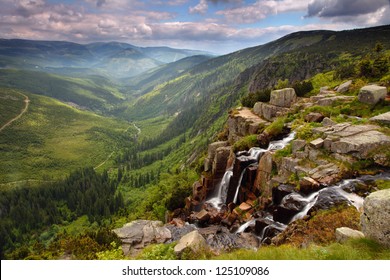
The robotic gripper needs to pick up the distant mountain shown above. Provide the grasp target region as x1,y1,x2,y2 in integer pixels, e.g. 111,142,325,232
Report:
124,54,213,96
0,39,211,78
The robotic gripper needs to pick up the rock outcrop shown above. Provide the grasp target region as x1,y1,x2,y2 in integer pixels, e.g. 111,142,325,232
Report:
113,220,171,256
227,108,268,143
358,85,387,105
253,88,297,121
361,189,390,248
370,111,390,125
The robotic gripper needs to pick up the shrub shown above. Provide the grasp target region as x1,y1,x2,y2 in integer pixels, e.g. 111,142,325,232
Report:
233,135,258,152
292,80,314,97
264,117,285,138
241,89,271,108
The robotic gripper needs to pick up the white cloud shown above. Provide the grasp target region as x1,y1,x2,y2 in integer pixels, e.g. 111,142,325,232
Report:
216,0,309,24
189,0,209,15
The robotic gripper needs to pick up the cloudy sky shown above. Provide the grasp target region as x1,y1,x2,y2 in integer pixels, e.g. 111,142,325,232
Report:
1,0,390,53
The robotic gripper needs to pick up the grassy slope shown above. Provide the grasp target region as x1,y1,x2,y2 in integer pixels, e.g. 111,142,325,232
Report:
0,88,133,185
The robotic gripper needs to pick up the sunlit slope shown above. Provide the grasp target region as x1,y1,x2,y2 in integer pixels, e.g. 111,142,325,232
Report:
0,88,134,184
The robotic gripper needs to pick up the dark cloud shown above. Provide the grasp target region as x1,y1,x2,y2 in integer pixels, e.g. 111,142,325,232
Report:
97,0,106,8
307,0,390,18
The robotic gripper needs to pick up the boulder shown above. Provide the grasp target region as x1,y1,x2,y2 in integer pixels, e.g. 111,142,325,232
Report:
361,189,390,248
335,227,364,243
205,141,228,171
256,102,289,121
336,80,352,93
316,95,354,106
322,117,336,127
308,163,340,185
272,184,296,205
113,220,172,255
195,209,210,222
305,112,325,123
310,138,324,148
358,85,387,105
174,230,208,255
269,88,297,108
308,188,350,214
238,202,252,212
370,112,390,125
299,177,320,194
292,139,306,154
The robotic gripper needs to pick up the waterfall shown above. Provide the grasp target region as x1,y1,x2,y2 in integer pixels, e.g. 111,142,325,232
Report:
290,174,390,223
207,131,297,209
207,169,233,209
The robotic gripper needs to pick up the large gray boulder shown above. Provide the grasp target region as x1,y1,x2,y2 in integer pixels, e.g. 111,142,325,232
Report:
113,220,172,255
269,88,297,108
253,102,289,121
358,85,387,105
361,189,390,248
336,80,352,93
174,230,207,255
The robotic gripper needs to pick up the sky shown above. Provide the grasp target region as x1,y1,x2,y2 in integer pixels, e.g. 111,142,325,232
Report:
1,0,390,54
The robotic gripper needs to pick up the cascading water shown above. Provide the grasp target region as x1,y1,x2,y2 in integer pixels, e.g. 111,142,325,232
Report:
207,169,233,209
207,131,296,208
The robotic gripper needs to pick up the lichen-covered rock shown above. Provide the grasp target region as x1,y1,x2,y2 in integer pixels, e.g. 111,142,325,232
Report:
212,146,231,177
336,80,352,93
370,111,390,125
361,189,390,248
308,163,340,185
254,102,289,121
269,88,297,108
113,220,172,256
174,230,207,255
254,151,274,197
335,227,364,243
358,85,387,105
315,95,354,106
292,139,306,154
228,108,268,142
305,112,325,123
204,141,228,171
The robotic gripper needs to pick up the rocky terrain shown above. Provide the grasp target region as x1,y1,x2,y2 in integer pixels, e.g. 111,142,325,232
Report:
113,82,390,257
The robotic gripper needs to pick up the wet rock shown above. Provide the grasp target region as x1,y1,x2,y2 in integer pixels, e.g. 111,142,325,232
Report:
174,230,208,255
370,112,390,125
269,88,297,108
273,193,308,224
166,224,198,242
254,151,274,198
305,112,325,123
272,184,296,205
336,80,352,93
358,85,387,105
336,227,364,243
308,188,350,214
361,189,390,248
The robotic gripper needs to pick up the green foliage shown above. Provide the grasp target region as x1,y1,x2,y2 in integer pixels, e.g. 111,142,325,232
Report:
376,180,390,190
274,144,292,158
0,168,124,258
241,89,271,108
292,80,314,97
136,243,177,260
275,79,289,89
96,242,125,260
264,117,285,137
334,63,357,80
233,135,258,152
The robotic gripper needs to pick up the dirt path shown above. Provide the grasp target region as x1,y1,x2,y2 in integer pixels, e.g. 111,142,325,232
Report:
0,92,30,133
93,123,140,170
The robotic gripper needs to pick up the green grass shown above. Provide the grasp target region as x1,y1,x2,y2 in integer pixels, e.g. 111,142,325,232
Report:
0,90,132,184
0,88,26,126
214,238,390,260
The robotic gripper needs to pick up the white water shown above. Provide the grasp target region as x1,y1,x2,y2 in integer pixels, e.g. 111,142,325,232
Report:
290,178,370,223
233,131,296,204
207,169,233,209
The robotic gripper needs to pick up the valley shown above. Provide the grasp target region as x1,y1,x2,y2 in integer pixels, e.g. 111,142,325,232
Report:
0,25,389,260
